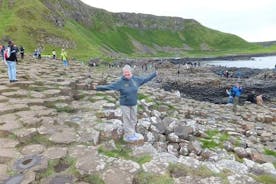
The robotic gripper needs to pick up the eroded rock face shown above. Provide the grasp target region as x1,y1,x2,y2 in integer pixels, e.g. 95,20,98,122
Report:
0,57,275,183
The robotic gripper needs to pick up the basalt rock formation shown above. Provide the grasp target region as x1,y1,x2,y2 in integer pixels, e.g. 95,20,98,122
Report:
0,56,276,184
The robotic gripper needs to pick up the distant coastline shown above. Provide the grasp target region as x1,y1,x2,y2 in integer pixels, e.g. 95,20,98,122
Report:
168,52,276,64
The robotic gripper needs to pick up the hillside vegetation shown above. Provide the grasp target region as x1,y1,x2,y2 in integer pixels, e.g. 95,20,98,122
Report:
0,0,275,60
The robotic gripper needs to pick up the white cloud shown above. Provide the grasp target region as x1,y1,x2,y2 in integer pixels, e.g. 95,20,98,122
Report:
80,0,276,42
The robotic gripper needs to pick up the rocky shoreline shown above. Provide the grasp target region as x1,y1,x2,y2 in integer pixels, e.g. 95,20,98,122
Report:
167,52,276,64
158,63,276,105
0,57,276,184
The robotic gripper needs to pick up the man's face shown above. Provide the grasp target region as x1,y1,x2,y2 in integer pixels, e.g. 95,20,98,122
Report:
123,70,132,79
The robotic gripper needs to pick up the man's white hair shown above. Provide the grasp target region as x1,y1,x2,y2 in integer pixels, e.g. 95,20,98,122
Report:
122,64,132,72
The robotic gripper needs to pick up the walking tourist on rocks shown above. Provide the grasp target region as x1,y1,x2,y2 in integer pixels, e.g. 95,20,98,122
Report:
94,64,157,143
231,82,243,111
19,45,24,60
4,40,18,83
52,49,56,60
225,86,234,104
61,48,69,67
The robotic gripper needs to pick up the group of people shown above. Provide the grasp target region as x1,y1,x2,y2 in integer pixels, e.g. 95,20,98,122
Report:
226,83,263,106
226,83,243,105
2,40,155,143
1,40,69,83
33,48,68,68
1,43,24,61
246,90,264,105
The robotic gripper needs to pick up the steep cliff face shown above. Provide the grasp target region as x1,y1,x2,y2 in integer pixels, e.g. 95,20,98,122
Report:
0,0,257,58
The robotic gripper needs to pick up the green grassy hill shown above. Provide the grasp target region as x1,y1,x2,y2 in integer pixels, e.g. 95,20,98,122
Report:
0,0,275,60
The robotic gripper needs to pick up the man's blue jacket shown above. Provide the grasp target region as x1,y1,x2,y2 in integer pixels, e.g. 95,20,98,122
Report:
96,72,157,106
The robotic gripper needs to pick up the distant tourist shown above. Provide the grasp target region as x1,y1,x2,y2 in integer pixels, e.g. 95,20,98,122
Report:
60,48,69,67
226,86,234,104
177,64,180,77
33,49,38,58
94,64,157,143
19,46,24,60
0,45,4,60
33,48,41,59
256,94,264,106
52,49,56,60
4,40,18,83
37,48,41,59
264,73,267,80
224,70,229,78
236,70,242,79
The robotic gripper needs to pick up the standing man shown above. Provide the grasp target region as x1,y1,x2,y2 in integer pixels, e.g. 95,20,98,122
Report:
4,40,18,83
231,83,243,111
95,65,157,143
61,48,68,67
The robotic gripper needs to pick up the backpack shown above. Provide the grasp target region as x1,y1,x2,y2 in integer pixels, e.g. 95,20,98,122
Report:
4,47,10,60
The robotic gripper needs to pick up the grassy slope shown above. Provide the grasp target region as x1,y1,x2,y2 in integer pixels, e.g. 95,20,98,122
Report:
0,0,275,60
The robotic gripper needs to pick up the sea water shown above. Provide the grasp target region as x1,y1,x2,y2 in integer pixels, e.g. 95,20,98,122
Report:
203,56,276,69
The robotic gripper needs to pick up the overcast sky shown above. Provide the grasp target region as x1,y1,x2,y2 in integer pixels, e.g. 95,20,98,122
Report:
80,0,276,42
